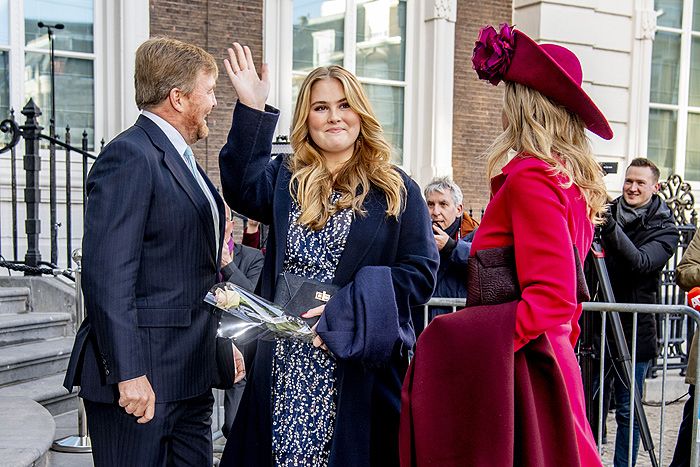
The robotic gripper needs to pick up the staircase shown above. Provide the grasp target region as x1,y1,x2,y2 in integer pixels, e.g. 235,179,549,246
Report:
0,281,77,466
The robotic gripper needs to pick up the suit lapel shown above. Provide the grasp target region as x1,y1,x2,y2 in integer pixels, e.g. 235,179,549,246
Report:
135,116,219,256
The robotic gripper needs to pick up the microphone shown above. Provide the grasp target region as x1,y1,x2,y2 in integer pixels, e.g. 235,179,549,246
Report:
688,287,700,311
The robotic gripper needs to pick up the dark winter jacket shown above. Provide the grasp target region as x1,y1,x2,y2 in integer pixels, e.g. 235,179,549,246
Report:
598,195,679,361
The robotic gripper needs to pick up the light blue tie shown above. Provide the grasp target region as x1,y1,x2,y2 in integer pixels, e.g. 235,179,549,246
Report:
183,146,198,178
183,146,220,249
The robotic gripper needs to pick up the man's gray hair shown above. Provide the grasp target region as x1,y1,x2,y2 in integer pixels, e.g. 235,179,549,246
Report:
424,177,463,206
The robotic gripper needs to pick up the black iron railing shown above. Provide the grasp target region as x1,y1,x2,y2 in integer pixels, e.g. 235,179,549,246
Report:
654,174,699,375
0,99,101,274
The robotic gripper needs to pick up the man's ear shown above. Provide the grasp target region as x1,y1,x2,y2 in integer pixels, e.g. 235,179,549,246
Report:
168,87,185,113
456,203,464,216
653,182,660,194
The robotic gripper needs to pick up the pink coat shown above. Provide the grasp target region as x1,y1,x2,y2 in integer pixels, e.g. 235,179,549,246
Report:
470,154,602,466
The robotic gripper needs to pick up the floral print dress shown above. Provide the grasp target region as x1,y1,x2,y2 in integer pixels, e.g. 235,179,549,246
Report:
271,192,353,467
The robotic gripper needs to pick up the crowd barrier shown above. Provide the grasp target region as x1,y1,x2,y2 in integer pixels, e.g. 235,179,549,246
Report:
417,298,700,467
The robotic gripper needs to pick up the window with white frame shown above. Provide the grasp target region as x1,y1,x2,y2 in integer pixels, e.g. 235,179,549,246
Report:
292,0,407,164
648,0,700,180
0,0,95,148
1,0,11,134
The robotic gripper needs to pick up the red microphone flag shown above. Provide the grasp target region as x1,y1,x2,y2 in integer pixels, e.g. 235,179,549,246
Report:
688,287,700,311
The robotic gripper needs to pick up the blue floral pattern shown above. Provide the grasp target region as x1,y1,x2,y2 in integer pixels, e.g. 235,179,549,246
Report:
271,191,353,467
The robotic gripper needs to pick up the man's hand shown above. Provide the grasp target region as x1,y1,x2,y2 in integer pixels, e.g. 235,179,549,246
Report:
600,206,616,235
233,344,246,383
117,375,155,424
432,224,450,251
221,243,233,268
224,43,270,111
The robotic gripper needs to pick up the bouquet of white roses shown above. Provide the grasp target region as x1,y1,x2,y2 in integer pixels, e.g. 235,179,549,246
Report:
204,282,314,344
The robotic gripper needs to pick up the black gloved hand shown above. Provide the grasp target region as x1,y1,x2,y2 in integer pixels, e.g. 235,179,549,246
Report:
600,207,616,235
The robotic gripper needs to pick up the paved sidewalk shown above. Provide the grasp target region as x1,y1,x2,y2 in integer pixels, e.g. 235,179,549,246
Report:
599,392,688,466
48,409,227,467
47,410,93,467
46,388,693,467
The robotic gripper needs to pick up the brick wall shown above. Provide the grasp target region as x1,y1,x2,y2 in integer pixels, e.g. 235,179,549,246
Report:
149,0,512,209
452,0,512,210
150,0,264,189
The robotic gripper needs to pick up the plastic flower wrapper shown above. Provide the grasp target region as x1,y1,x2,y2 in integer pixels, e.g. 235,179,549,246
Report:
204,282,314,345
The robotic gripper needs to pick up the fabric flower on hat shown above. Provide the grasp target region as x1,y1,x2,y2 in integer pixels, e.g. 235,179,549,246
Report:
472,23,515,86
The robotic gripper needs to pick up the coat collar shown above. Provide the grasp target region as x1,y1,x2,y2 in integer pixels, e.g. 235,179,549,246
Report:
490,153,557,196
135,115,224,259
334,188,387,285
272,163,388,284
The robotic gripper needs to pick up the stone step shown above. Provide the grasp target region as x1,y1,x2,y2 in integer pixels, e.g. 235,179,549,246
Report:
0,337,73,386
0,287,30,314
0,396,55,467
48,410,94,467
0,373,77,416
0,312,72,348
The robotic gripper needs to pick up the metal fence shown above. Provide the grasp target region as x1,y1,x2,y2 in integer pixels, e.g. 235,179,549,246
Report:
0,99,99,273
417,297,700,466
585,302,700,467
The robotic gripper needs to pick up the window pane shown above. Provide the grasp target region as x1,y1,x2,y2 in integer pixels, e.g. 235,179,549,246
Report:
695,0,700,31
24,52,94,147
0,51,8,144
25,0,94,53
686,113,700,180
0,0,8,45
355,0,406,81
364,83,403,164
291,73,305,111
293,0,345,74
690,37,700,106
648,108,677,178
656,0,683,28
650,31,681,104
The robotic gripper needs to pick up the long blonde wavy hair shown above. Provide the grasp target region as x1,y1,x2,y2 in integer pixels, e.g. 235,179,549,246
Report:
288,66,405,230
486,82,607,223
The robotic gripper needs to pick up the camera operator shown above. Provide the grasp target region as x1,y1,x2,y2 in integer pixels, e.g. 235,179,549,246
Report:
592,158,679,467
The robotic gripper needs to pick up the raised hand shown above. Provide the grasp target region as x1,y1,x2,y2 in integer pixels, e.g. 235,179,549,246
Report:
224,43,270,111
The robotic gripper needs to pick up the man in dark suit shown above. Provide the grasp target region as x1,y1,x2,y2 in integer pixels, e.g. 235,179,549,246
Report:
63,37,243,466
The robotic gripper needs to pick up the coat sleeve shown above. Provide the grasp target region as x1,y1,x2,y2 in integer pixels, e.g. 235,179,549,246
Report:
506,166,580,352
219,101,281,224
448,239,472,269
81,139,152,384
601,217,678,274
677,232,700,291
317,178,439,365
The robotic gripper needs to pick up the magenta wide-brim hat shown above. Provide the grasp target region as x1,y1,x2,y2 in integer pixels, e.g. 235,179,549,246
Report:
473,24,613,140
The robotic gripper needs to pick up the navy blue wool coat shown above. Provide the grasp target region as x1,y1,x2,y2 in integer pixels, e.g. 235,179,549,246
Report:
219,102,438,467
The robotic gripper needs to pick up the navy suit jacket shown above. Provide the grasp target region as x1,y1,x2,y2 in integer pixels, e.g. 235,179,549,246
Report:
219,102,438,466
63,115,225,403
